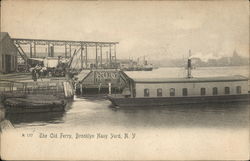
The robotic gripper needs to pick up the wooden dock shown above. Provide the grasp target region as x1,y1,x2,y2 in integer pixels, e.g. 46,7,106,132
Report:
0,79,74,99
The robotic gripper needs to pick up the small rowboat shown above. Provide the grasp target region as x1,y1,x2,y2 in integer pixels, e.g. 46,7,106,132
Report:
3,95,66,113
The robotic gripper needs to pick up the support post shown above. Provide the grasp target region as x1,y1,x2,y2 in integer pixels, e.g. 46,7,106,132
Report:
109,44,112,67
30,43,33,58
48,43,50,57
114,44,116,63
108,83,111,94
51,45,54,57
80,84,83,95
100,45,102,68
65,43,67,58
69,44,71,57
34,42,36,58
85,44,88,68
80,43,83,69
106,52,108,64
95,44,98,68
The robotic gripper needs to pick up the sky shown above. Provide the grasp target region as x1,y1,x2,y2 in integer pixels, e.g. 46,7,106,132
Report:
1,0,249,61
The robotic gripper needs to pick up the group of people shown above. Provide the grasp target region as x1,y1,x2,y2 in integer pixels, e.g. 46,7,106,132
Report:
31,64,48,81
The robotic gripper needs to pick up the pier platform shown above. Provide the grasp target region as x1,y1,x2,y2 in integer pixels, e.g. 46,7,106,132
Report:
0,72,74,101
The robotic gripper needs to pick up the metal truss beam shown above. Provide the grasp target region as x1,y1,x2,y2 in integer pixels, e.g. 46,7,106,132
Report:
12,38,119,47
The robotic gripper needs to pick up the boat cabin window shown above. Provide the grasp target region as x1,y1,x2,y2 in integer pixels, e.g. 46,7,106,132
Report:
144,88,150,97
170,88,175,96
212,87,218,95
236,86,241,94
157,88,162,97
200,88,206,96
182,88,188,96
224,87,230,95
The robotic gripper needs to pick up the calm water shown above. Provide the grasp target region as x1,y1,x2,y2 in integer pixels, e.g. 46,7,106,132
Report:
3,66,249,160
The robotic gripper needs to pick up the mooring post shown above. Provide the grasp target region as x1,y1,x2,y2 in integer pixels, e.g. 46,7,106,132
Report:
80,84,83,95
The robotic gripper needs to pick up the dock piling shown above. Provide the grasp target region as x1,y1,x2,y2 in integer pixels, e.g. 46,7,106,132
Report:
109,83,111,94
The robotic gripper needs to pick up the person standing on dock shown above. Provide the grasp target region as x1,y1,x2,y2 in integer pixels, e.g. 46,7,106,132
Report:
35,64,42,79
32,69,37,82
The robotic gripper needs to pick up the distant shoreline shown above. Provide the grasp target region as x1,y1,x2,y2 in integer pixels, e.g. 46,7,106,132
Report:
157,65,249,68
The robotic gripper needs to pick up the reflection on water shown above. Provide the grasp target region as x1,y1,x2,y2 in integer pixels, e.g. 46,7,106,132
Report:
6,101,74,127
6,112,65,126
111,102,249,129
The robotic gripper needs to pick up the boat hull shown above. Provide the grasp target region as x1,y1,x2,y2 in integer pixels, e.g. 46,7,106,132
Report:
107,94,250,107
4,104,66,113
3,97,66,113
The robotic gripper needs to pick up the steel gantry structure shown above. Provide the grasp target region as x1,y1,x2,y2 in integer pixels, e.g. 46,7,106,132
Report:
12,38,119,69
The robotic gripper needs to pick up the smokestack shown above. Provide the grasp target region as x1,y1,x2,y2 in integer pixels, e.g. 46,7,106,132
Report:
186,49,192,78
188,59,191,68
187,58,192,78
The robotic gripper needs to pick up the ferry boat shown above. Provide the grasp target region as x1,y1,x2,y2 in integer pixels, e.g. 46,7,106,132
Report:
107,59,250,107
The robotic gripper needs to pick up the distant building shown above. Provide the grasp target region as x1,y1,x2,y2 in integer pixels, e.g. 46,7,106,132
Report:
0,32,18,73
